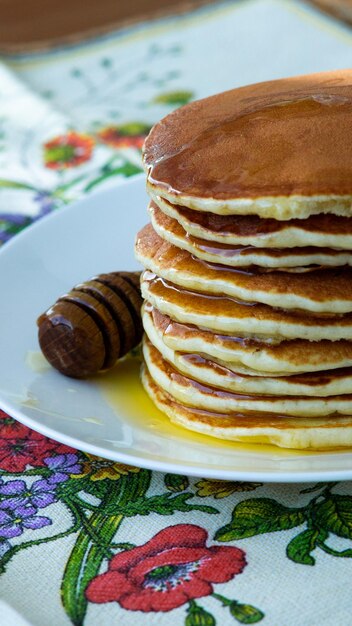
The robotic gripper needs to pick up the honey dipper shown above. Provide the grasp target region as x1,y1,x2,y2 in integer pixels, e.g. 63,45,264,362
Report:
37,271,143,378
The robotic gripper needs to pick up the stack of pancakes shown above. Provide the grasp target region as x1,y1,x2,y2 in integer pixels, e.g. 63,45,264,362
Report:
135,69,352,449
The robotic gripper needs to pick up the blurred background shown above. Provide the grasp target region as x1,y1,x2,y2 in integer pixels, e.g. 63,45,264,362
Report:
0,0,352,240
0,0,351,50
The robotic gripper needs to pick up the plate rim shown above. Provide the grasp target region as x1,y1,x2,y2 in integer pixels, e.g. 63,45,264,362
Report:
2,394,352,483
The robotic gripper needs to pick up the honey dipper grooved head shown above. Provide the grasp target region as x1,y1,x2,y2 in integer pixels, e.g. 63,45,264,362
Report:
37,271,142,378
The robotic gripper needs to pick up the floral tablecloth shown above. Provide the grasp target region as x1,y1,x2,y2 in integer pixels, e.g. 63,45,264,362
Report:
1,1,352,624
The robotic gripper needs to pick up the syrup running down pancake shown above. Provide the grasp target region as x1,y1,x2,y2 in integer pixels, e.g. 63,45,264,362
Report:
144,70,352,219
143,305,352,376
149,202,352,268
150,194,352,250
143,367,352,450
141,273,352,342
135,225,352,314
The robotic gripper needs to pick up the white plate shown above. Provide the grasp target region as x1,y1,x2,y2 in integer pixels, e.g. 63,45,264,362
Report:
1,176,352,482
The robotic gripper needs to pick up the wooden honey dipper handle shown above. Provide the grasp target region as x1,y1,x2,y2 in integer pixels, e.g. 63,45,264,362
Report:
37,271,143,378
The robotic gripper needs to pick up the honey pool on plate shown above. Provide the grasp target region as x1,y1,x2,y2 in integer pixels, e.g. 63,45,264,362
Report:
97,355,343,457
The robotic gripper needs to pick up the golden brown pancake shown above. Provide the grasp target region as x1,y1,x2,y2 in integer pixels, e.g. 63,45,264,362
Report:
143,339,352,417
142,366,352,449
145,306,352,375
141,273,352,341
144,70,352,219
135,224,352,313
151,193,352,250
144,307,352,395
149,202,352,268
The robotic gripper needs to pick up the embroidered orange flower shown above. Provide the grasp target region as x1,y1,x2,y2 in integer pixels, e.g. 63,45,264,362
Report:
72,454,140,481
195,480,262,499
43,131,94,169
97,122,151,149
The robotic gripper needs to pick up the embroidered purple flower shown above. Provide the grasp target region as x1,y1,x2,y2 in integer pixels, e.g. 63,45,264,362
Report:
44,453,82,483
33,191,57,217
0,506,51,539
0,478,57,510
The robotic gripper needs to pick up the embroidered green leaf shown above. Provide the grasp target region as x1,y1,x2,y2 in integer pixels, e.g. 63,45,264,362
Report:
0,179,36,191
229,601,265,623
286,528,323,565
61,512,122,625
84,162,142,191
153,90,194,105
314,495,352,539
164,473,190,492
214,498,305,541
114,122,150,136
186,601,216,626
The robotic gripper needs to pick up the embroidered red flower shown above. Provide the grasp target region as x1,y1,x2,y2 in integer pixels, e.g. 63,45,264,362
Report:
43,131,94,169
97,122,150,149
86,524,246,612
0,429,74,472
0,411,29,439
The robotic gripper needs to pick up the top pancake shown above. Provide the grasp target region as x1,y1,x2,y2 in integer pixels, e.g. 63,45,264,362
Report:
144,70,352,219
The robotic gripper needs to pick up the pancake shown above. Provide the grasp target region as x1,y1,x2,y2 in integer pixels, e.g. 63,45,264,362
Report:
142,366,352,449
136,225,352,313
144,308,352,396
143,339,352,417
152,194,352,250
141,273,352,341
144,70,352,220
149,202,352,268
145,306,352,375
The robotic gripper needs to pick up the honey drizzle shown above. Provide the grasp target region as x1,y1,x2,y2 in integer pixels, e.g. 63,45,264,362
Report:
148,95,352,197
97,356,350,456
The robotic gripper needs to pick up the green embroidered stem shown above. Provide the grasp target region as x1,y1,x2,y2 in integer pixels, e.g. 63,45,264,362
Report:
316,540,352,558
55,174,87,193
110,542,135,550
0,179,37,191
0,468,51,478
300,482,339,495
84,162,142,192
63,497,112,559
212,594,265,623
61,469,151,626
212,593,232,606
0,521,81,573
68,495,99,512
